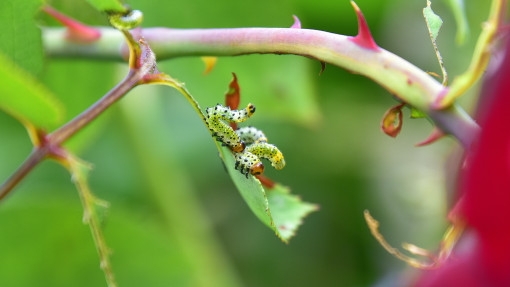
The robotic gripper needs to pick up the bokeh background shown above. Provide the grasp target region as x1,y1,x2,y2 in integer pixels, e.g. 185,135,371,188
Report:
0,0,493,286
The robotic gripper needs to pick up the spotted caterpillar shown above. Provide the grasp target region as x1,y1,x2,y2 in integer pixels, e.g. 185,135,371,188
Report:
205,103,256,152
234,142,286,178
234,127,285,178
206,104,285,178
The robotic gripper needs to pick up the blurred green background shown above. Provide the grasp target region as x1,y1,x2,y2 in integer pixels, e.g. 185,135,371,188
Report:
0,0,492,286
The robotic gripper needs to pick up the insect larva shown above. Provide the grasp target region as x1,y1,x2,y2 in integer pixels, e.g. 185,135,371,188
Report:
206,103,256,152
234,142,285,178
236,126,268,144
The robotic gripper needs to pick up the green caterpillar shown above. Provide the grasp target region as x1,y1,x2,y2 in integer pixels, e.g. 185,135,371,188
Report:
234,142,286,178
205,104,285,178
234,127,285,178
205,103,256,152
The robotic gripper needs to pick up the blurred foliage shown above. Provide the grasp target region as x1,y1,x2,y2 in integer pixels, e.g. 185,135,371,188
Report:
0,0,495,286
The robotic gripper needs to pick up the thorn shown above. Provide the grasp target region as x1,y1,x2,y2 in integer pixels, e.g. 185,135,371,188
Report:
415,127,446,146
290,15,302,29
319,61,326,76
349,1,379,51
42,5,101,43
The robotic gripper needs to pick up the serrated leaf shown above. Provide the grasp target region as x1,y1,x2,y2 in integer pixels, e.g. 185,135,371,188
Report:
446,0,469,45
218,145,318,243
423,1,443,42
0,0,44,75
0,52,64,129
410,107,427,119
85,0,127,13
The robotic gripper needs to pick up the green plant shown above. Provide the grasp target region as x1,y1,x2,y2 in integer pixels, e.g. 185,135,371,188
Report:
1,0,506,286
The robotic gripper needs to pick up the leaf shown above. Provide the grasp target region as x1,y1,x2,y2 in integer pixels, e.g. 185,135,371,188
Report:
225,73,240,110
446,0,470,45
381,103,404,138
0,51,64,129
85,0,127,13
225,73,240,130
218,145,318,243
0,0,44,75
423,1,443,42
201,56,218,75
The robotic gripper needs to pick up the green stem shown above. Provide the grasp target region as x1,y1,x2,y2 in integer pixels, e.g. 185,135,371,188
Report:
42,26,479,148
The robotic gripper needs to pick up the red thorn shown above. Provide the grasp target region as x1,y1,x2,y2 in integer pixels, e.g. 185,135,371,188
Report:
319,62,326,76
349,1,379,51
415,127,446,146
42,5,101,43
290,15,302,29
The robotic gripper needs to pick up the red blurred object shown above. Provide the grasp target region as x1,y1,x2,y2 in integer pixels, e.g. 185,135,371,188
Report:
42,5,101,43
416,35,510,287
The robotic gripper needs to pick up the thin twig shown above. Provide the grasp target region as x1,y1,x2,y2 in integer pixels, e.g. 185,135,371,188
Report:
0,147,47,201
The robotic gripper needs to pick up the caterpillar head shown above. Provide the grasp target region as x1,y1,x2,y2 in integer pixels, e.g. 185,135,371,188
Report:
231,141,246,153
250,162,265,175
272,158,286,170
247,103,256,116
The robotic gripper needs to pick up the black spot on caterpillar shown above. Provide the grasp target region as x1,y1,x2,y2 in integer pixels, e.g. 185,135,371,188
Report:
205,103,255,152
236,126,268,144
233,126,285,178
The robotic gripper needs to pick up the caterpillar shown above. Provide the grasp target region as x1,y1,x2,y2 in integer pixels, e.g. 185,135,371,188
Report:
234,142,286,178
205,103,256,152
236,126,268,144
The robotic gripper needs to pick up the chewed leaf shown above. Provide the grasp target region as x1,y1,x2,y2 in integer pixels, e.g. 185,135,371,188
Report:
0,52,64,129
85,0,127,13
225,73,240,110
423,1,443,42
446,0,469,45
218,145,317,243
381,103,404,138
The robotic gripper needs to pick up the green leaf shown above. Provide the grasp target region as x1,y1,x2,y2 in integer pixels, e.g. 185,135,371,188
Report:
446,0,470,45
0,52,64,129
423,1,443,42
410,107,427,119
0,0,44,75
85,0,127,13
219,145,318,243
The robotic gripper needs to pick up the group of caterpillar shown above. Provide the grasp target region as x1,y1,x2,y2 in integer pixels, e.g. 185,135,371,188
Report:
205,104,285,178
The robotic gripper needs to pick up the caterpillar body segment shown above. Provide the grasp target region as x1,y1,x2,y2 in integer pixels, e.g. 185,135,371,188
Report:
205,103,256,152
236,126,268,144
234,151,264,178
246,142,285,170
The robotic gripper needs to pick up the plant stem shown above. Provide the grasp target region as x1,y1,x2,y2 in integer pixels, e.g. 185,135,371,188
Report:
42,27,479,147
0,68,143,202
0,147,47,201
48,70,142,145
